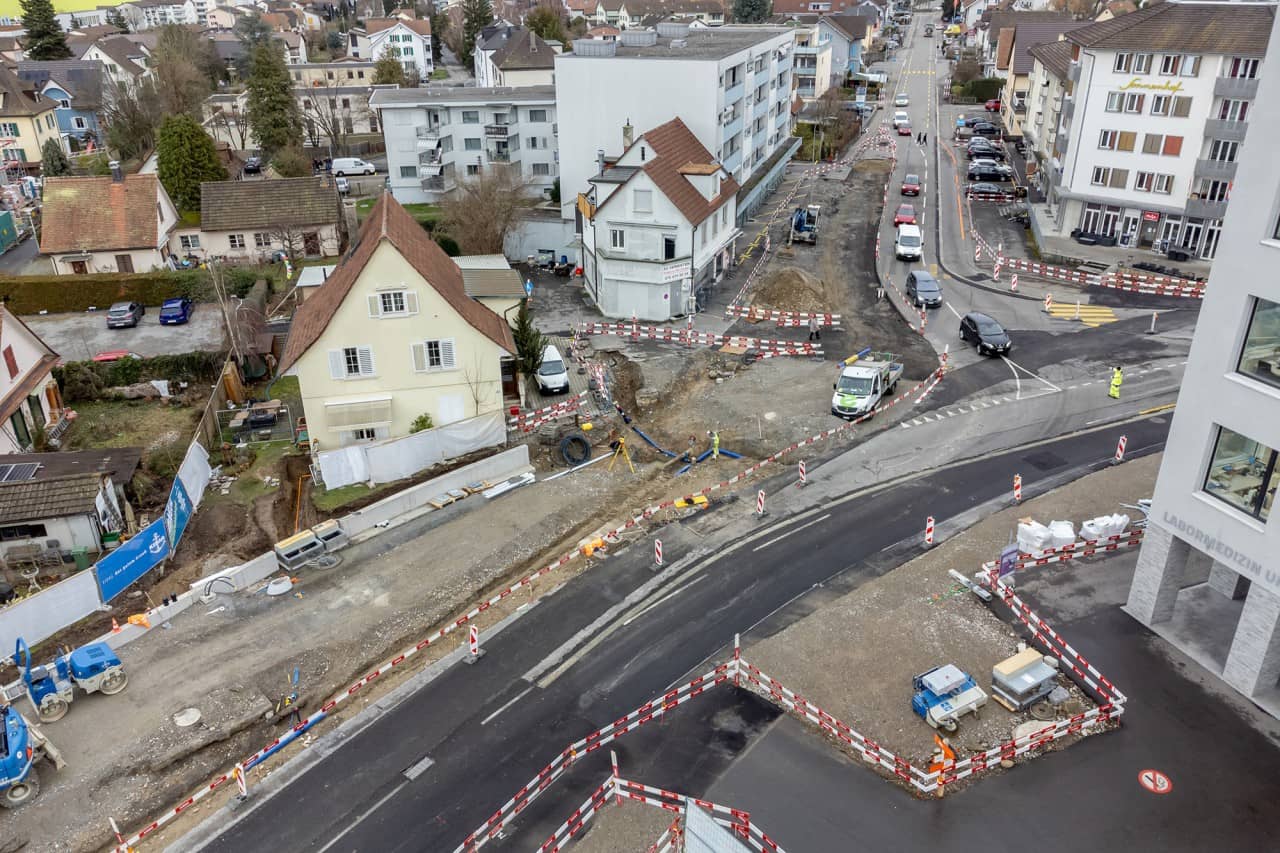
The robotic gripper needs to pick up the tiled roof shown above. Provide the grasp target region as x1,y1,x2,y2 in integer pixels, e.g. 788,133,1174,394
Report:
0,448,141,484
1028,38,1073,79
620,117,738,227
623,0,725,14
0,65,51,117
985,9,1070,38
491,28,555,71
16,60,104,111
0,473,103,524
40,175,166,254
88,36,148,77
996,28,1015,71
278,193,515,373
822,13,871,41
200,176,340,231
771,0,868,14
367,17,432,37
1065,1,1274,54
1011,22,1087,75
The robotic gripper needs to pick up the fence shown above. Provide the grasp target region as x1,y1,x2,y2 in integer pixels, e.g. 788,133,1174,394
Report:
214,404,295,446
316,410,507,489
0,570,101,669
193,360,242,450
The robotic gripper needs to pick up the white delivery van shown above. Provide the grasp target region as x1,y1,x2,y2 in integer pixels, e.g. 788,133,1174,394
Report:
895,224,923,261
331,157,377,176
535,344,570,394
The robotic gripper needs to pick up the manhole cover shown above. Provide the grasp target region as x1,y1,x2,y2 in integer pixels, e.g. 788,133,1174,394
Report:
173,708,201,727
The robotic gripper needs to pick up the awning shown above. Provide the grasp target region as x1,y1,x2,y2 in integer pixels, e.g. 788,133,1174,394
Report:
324,395,392,431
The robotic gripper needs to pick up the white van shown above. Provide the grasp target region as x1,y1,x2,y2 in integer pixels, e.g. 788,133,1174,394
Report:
895,224,923,261
535,344,570,394
892,110,909,128
331,157,377,176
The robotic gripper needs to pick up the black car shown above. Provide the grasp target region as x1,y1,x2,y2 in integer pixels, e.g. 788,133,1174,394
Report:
906,271,943,308
965,142,1006,161
967,164,1011,182
106,301,144,329
243,156,262,174
970,122,1001,137
959,312,1012,355
968,181,1010,198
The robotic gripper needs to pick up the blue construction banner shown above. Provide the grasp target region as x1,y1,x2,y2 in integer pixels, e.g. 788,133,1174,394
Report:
165,478,193,550
95,518,170,602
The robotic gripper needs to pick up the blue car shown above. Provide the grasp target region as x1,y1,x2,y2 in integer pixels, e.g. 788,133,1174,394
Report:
158,298,193,325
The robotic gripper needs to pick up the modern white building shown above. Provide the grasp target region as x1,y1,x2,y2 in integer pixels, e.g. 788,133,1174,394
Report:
1036,1,1273,260
371,86,559,204
1126,6,1280,714
555,23,800,225
578,117,739,320
121,0,200,30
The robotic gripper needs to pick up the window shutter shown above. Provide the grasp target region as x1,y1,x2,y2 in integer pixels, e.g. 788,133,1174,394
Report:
368,294,380,317
440,338,456,369
404,290,419,314
1117,131,1135,152
328,349,344,379
1143,134,1161,154
1172,96,1191,117
411,342,427,372
1135,94,1145,111
1163,135,1182,156
357,346,375,376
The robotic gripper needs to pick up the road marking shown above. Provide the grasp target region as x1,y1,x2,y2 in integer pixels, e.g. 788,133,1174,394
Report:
403,754,436,780
315,780,410,853
1139,402,1176,415
945,301,963,320
1138,768,1173,795
752,512,834,553
1002,355,1023,400
622,575,708,626
1001,355,1064,394
1047,304,1118,327
480,685,534,726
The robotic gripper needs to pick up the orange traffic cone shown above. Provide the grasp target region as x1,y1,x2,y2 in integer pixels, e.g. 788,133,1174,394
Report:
111,617,122,634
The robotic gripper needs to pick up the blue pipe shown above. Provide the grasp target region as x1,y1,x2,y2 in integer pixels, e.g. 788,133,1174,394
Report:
630,426,677,457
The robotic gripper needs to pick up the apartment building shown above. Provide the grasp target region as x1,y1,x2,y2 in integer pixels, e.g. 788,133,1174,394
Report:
791,21,833,100
1023,38,1073,186
1126,7,1280,714
998,23,1086,139
370,86,558,204
474,25,558,88
1036,1,1272,261
555,23,800,224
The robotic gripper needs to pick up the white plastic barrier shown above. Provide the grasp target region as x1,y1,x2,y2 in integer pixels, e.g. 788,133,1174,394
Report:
0,570,103,664
317,411,507,489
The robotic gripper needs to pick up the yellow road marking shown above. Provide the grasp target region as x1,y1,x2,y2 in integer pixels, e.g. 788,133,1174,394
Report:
1047,305,1119,328
1139,403,1176,415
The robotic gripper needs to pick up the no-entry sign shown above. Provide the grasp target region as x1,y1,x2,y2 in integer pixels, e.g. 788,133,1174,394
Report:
1139,768,1173,794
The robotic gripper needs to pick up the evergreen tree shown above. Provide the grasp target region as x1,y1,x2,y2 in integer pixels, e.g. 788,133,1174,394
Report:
105,7,130,32
156,114,228,213
20,0,72,60
460,0,492,68
511,301,546,376
372,51,407,85
245,41,302,159
40,138,69,177
429,5,448,65
525,6,565,44
731,0,771,24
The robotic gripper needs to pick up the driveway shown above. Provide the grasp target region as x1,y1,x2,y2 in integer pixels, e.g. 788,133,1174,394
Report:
23,304,226,361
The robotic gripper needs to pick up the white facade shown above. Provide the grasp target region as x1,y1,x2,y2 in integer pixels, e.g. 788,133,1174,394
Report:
352,22,434,81
0,306,63,454
121,0,200,30
1022,52,1069,181
555,25,797,222
372,86,559,205
1046,24,1267,259
1126,9,1280,710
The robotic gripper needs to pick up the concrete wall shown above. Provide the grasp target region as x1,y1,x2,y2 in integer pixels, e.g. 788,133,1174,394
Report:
504,213,576,265
0,570,102,662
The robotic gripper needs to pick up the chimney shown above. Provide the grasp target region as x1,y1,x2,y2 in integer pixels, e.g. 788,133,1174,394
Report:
109,160,123,182
622,119,633,150
596,148,605,175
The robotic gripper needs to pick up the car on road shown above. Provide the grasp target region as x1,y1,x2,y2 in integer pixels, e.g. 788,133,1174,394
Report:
967,163,1012,183
967,181,1011,199
158,297,194,325
894,204,917,226
898,122,913,136
959,311,1012,355
243,156,262,174
894,224,923,261
906,271,943,308
985,99,1001,112
894,94,910,107
106,301,143,329
901,173,921,195
331,157,377,176
892,110,909,128
535,344,570,394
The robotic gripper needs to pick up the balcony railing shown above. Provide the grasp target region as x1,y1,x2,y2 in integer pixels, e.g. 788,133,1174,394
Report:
421,175,456,192
418,150,441,166
488,150,511,162
1185,197,1228,220
415,126,440,148
1194,158,1238,181
1204,118,1249,141
484,124,509,137
1214,76,1259,100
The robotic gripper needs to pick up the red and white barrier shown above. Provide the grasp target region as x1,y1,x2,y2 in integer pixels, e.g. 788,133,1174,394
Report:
925,516,935,546
1013,473,1023,503
509,390,589,433
654,538,663,567
756,489,766,517
1113,435,1127,465
1043,294,1053,313
468,625,480,659
798,460,807,487
725,305,842,326
1010,273,1018,292
577,322,823,356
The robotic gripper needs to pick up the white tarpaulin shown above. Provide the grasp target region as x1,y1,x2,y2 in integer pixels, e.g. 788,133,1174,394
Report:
318,444,371,490
177,440,213,508
316,411,506,489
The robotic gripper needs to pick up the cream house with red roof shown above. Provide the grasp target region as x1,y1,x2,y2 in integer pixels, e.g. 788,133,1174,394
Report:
0,305,64,454
577,117,739,321
278,193,515,448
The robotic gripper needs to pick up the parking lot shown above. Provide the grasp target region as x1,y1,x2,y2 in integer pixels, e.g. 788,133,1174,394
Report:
24,303,227,361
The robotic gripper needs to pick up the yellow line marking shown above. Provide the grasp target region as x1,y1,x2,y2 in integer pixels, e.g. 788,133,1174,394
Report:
1139,403,1176,415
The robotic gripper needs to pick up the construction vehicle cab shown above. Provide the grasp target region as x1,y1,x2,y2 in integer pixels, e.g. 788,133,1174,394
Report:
15,637,127,723
789,205,820,245
0,702,64,807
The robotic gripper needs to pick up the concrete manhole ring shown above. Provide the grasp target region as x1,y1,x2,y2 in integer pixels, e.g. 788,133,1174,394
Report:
266,577,294,596
173,707,202,728
763,411,778,421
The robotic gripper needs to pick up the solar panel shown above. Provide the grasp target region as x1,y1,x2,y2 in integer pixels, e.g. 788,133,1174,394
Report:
0,463,39,482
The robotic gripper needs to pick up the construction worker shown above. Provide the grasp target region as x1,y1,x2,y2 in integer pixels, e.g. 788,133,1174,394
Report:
808,315,821,341
708,430,720,459
1109,365,1123,399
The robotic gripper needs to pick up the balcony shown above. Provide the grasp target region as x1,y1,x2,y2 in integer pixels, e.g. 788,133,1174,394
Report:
1053,130,1068,158
484,124,510,137
421,175,456,193
1061,95,1074,121
487,149,511,162
418,150,441,167
1185,197,1228,220
415,126,440,148
1204,118,1249,141
1214,76,1259,99
724,80,745,105
1013,101,1026,114
1194,158,1238,181
722,113,744,141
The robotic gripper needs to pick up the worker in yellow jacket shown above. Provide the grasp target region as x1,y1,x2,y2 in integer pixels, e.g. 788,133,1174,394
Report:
1109,366,1123,399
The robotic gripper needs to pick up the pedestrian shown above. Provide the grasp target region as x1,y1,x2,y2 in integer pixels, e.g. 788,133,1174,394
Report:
1109,365,1123,399
808,315,821,341
709,430,720,460
922,131,928,145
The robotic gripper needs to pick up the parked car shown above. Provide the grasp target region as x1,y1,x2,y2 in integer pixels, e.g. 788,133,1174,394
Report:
968,181,1010,198
331,157,377,176
894,224,923,261
243,156,262,174
894,93,910,107
158,297,193,325
901,173,921,196
965,142,1006,161
971,122,1001,137
106,301,144,329
906,271,943,309
535,344,570,394
959,312,1012,355
969,158,1012,176
894,203,917,226
897,122,913,136
335,176,350,194
967,164,1012,183
985,99,1001,112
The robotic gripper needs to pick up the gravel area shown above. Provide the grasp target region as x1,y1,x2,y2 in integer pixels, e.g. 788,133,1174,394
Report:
744,454,1162,768
568,802,679,853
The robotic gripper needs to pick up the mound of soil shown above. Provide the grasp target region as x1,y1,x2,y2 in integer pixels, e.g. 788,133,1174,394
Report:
750,267,833,313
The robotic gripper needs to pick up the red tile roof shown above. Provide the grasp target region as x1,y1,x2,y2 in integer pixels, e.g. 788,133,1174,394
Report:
278,192,514,374
633,118,738,226
40,174,167,253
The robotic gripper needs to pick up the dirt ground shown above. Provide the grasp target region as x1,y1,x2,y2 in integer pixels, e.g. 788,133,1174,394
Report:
568,802,679,853
744,454,1162,774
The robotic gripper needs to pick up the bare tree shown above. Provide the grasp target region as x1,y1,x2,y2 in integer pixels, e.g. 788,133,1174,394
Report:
438,167,534,255
461,353,493,416
268,224,341,262
207,103,252,151
300,82,371,154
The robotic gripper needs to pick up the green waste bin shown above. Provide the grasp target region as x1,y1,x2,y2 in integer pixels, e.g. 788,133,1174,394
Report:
72,547,91,572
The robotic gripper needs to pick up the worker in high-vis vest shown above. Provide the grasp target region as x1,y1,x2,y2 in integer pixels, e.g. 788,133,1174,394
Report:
1109,366,1123,399
709,430,720,459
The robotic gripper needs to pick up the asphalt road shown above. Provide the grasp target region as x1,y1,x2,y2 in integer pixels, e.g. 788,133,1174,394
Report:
201,414,1174,853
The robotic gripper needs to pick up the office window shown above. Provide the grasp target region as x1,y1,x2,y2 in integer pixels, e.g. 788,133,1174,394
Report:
1098,129,1118,150
1113,52,1132,73
1150,95,1170,116
1238,297,1280,390
464,137,481,150
1133,53,1152,74
1203,426,1276,521
610,228,624,249
1154,174,1173,194
400,165,417,178
461,110,480,123
228,234,245,248
1134,171,1154,192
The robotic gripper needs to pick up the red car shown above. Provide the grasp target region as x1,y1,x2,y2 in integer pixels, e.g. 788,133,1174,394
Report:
901,173,921,196
985,99,1001,112
894,204,917,226
897,123,913,136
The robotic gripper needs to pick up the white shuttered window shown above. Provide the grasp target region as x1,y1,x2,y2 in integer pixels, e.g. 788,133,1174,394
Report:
410,338,458,372
328,346,375,379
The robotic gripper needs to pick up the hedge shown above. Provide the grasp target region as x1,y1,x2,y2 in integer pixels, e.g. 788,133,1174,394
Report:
964,78,1006,103
0,266,271,315
54,351,227,402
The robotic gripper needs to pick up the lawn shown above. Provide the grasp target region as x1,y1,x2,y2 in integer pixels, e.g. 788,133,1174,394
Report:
430,69,449,80
204,440,297,506
63,400,198,452
311,480,399,513
356,198,442,225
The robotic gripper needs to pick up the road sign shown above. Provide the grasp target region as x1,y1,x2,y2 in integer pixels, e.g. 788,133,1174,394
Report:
1138,768,1172,794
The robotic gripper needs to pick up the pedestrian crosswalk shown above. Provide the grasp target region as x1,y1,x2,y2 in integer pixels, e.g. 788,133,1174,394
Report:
1047,303,1118,328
